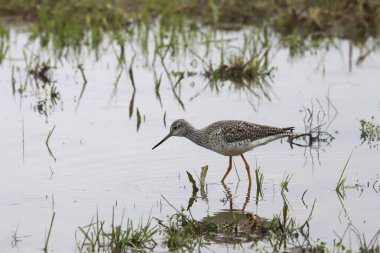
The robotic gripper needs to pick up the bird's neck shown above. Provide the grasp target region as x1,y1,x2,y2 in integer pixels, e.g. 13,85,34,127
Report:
185,126,206,147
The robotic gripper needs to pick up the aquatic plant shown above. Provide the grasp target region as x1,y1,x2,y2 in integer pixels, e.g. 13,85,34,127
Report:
255,166,264,202
0,23,9,64
43,212,56,252
335,151,354,199
0,0,379,61
360,116,380,148
77,209,158,252
158,209,217,252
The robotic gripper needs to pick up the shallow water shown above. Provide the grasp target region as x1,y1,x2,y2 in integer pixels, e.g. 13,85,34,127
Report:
0,27,379,252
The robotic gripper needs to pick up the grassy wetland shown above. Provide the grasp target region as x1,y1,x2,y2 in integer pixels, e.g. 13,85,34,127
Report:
1,0,380,252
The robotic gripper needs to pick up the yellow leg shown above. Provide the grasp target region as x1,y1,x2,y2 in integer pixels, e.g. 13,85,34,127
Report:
221,156,233,183
240,154,252,183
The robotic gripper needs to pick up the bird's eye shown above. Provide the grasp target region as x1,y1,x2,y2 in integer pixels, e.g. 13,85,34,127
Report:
173,126,178,130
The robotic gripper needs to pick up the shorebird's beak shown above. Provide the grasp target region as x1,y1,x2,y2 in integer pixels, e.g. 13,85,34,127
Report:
152,133,172,150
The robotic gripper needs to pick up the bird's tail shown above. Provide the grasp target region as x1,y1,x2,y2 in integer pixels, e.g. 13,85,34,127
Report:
282,127,308,137
282,126,295,132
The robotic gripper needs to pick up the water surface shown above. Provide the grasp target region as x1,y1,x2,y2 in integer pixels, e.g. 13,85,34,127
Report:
0,27,379,252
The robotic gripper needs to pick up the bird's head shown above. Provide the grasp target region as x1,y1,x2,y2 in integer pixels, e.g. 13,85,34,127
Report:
152,119,191,150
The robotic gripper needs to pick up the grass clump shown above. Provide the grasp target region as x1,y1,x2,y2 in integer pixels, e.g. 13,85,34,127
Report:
335,151,354,198
280,173,292,195
77,209,158,253
206,51,274,84
0,0,379,59
255,167,264,202
0,23,9,64
360,116,380,148
158,209,218,252
12,57,61,120
108,219,157,251
28,59,53,85
333,223,380,253
0,0,131,52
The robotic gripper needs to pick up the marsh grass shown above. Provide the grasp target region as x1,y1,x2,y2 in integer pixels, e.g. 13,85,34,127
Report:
11,56,62,119
335,151,354,198
0,23,9,64
158,209,217,252
77,209,158,252
185,171,198,210
186,166,209,203
280,173,292,195
205,49,274,84
27,0,130,51
43,212,55,252
28,60,53,85
255,166,264,203
158,195,219,251
199,166,208,188
360,116,380,148
74,193,364,253
1,0,378,64
186,171,199,193
75,64,88,111
157,178,325,252
154,71,163,107
136,108,142,131
128,58,137,124
351,227,380,253
2,1,378,124
334,223,380,253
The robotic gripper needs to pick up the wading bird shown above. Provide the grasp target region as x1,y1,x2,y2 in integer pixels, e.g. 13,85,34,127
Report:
152,119,295,183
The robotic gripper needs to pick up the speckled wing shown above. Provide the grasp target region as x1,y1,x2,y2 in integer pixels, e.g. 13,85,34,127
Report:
217,120,294,143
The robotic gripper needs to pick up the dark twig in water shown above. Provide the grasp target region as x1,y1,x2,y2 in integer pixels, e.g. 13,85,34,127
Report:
161,195,182,215
301,189,308,209
49,166,54,180
154,71,163,107
75,64,88,112
136,108,142,131
108,69,123,105
163,111,167,128
299,199,316,238
158,51,185,110
46,125,56,162
128,56,137,118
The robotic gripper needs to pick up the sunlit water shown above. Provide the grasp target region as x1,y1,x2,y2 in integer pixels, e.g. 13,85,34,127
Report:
0,27,379,252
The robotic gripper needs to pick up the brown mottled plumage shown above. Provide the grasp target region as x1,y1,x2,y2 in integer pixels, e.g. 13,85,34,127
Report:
206,120,294,143
152,119,295,183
